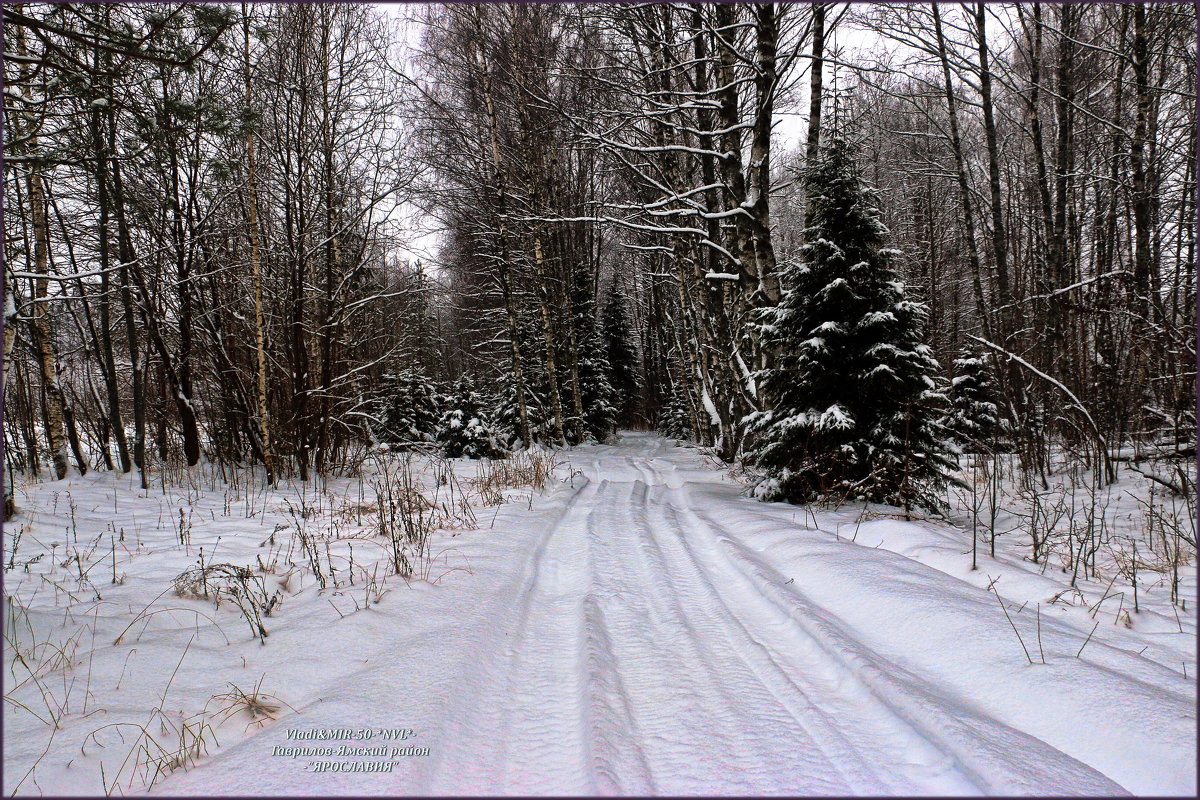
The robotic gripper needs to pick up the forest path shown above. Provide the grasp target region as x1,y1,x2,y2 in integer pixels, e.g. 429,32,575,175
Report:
411,432,1123,796
156,433,1191,797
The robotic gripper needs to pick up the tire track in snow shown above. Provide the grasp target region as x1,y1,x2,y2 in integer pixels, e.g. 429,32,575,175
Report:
658,485,983,793
577,481,656,795
680,492,1194,700
590,473,765,781
420,474,598,794
608,462,857,794
635,481,906,794
670,487,1129,796
139,435,1176,796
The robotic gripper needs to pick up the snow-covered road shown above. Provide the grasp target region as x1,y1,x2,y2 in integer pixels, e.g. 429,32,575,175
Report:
149,433,1192,796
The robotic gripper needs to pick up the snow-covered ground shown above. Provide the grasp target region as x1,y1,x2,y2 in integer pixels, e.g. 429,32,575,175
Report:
3,433,1195,796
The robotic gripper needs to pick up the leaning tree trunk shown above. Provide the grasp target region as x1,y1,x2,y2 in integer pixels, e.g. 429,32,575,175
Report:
973,3,1015,332
933,4,992,341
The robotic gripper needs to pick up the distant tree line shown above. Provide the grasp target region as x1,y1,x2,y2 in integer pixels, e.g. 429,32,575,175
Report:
4,3,1194,517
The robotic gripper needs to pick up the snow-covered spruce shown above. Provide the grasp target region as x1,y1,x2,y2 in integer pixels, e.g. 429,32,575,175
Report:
563,275,618,444
371,369,441,450
572,332,618,444
437,377,506,459
659,386,695,442
494,378,551,450
943,349,1010,455
494,283,619,448
745,135,957,511
601,282,642,428
494,309,562,447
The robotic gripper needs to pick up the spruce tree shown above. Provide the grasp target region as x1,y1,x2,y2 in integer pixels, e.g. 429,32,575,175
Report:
601,284,641,427
944,350,1008,454
564,278,618,444
372,369,440,449
437,377,506,459
745,136,956,511
660,388,695,442
575,328,618,443
493,308,551,448
494,379,549,449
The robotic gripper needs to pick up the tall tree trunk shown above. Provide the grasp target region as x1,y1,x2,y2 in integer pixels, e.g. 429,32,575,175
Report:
804,2,826,228
691,3,744,440
3,276,17,516
932,4,993,341
750,3,781,307
1129,3,1155,323
711,3,757,453
713,3,757,293
84,11,132,474
973,3,1014,334
107,115,148,489
313,5,344,472
90,99,131,473
474,18,531,446
163,75,202,467
27,183,70,481
1050,5,1078,384
15,13,70,481
1020,3,1057,370
533,230,567,445
243,4,275,483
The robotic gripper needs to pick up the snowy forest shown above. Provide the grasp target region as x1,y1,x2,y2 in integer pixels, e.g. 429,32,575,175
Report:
3,2,1196,796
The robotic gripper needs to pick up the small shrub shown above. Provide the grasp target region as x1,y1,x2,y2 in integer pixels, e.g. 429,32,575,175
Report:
208,677,290,729
372,457,436,578
85,711,217,794
173,563,280,641
471,449,560,506
370,454,478,579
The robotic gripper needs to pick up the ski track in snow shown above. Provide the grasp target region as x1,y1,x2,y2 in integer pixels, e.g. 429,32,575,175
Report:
8,434,1193,796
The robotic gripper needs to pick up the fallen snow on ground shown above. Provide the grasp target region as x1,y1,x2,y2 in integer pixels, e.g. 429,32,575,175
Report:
3,433,1195,796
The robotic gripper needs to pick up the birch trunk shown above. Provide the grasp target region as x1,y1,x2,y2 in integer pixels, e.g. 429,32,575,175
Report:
244,4,275,483
475,22,532,446
804,2,825,227
13,13,70,481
